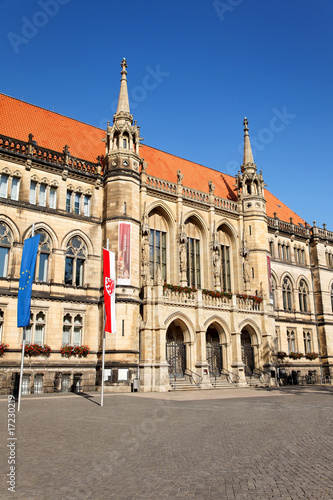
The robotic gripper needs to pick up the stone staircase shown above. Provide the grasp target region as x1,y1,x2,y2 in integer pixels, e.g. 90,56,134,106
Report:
210,376,233,389
169,378,201,391
246,375,268,387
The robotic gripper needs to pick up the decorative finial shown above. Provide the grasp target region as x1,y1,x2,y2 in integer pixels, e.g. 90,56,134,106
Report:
121,58,128,75
243,117,249,134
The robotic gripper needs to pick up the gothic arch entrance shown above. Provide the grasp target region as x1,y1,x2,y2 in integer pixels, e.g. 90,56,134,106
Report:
206,327,222,375
241,329,254,376
166,323,186,378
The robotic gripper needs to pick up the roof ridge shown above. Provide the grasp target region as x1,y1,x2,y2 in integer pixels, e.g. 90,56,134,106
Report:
0,92,105,132
265,189,307,225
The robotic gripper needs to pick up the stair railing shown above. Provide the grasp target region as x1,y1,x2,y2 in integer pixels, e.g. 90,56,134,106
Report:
221,368,239,384
184,368,202,387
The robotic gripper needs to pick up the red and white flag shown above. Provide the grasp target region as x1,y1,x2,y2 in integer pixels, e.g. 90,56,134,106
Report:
103,248,116,333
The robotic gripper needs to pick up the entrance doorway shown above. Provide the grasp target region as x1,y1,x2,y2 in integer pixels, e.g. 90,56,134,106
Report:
241,330,254,376
206,327,222,375
166,324,186,378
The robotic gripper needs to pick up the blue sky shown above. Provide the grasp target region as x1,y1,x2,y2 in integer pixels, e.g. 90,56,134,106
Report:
1,0,332,228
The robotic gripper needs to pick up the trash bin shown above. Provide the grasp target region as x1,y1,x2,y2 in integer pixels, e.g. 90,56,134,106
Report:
132,379,140,392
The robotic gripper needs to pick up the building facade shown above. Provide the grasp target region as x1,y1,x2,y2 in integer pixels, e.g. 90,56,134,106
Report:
0,59,332,394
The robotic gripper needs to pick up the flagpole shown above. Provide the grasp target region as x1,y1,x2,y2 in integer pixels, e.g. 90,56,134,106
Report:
101,238,109,407
18,224,35,412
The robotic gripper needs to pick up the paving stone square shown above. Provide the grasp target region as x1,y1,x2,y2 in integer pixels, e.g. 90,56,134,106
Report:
1,386,333,499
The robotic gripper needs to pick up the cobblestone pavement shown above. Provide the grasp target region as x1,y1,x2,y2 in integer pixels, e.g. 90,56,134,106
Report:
1,386,333,500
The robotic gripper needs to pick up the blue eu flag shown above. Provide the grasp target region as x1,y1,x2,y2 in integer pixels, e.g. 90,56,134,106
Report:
17,235,40,328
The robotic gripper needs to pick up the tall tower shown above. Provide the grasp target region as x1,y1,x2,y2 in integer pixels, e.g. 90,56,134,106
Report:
235,118,269,296
102,59,143,379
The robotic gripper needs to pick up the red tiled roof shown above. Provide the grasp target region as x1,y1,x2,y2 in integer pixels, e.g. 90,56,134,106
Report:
0,93,306,225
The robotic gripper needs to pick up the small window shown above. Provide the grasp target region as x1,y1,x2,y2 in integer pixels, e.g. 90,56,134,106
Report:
62,313,83,346
123,138,127,148
303,331,312,354
39,184,47,207
49,187,57,209
0,223,12,278
0,174,9,198
74,193,80,215
83,195,90,217
331,284,333,313
35,230,51,282
287,330,296,354
25,311,46,345
66,190,72,212
10,177,20,201
29,181,37,205
269,241,274,257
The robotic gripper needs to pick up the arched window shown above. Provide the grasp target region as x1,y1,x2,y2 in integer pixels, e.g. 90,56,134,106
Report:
0,222,12,278
65,237,87,286
148,209,168,281
215,226,232,292
26,311,46,345
303,331,312,354
185,219,201,289
271,276,277,309
282,276,293,311
62,313,83,345
35,230,51,282
287,329,296,354
299,279,308,313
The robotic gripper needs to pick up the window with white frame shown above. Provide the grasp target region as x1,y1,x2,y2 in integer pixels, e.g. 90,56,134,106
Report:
49,186,57,209
0,173,9,198
303,331,312,354
66,189,91,216
29,180,37,204
25,311,46,345
282,276,293,311
35,230,51,282
298,279,308,313
65,236,87,286
0,222,12,278
287,329,296,354
0,309,3,341
39,183,47,207
62,313,83,345
10,177,20,201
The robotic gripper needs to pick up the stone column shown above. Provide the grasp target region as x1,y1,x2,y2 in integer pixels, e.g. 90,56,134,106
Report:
231,331,247,386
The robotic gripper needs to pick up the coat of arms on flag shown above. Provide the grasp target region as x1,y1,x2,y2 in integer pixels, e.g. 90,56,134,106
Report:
103,248,116,333
105,277,115,296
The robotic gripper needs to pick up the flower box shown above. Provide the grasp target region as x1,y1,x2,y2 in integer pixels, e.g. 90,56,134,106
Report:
289,352,303,360
236,293,263,304
202,289,232,300
60,345,90,358
0,343,9,357
277,351,287,359
305,352,318,360
163,282,197,294
24,343,51,357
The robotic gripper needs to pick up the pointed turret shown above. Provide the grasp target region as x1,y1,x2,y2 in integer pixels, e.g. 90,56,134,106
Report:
105,59,143,159
236,118,265,199
116,58,131,115
241,118,256,174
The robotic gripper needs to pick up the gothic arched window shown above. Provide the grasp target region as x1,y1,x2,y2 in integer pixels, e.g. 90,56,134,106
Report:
282,276,293,311
185,219,201,289
287,330,296,354
65,237,87,286
271,276,277,309
35,230,52,282
148,210,168,282
298,279,308,313
0,222,12,278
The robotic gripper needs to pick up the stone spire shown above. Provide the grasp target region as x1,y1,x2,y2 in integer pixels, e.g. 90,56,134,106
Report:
116,58,130,114
241,117,256,173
